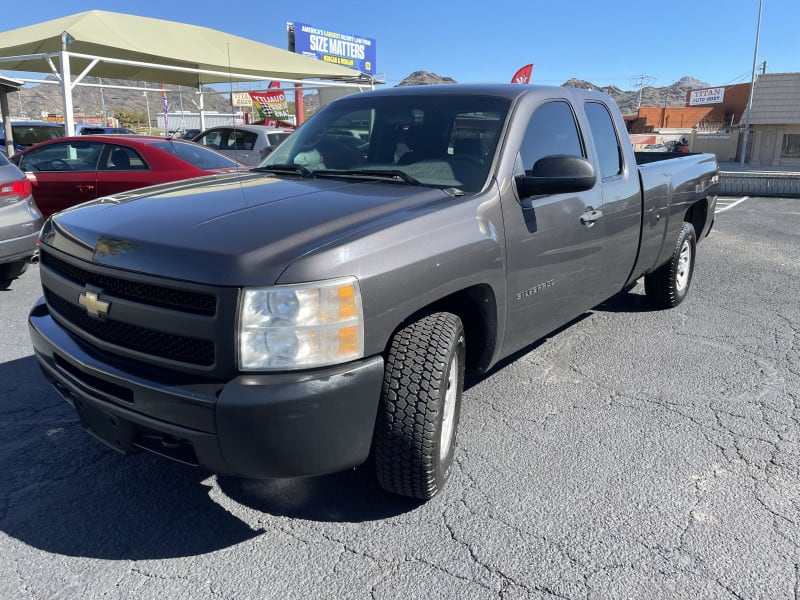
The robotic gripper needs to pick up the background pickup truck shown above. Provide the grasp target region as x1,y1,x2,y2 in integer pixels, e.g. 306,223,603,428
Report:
29,84,718,500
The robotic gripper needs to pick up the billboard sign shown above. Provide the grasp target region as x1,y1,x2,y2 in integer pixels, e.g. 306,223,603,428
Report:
689,87,725,105
292,22,376,75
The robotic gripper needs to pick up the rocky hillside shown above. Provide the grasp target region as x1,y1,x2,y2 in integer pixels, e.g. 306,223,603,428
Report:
12,76,239,125
561,75,710,113
396,71,710,114
397,71,458,86
11,72,711,125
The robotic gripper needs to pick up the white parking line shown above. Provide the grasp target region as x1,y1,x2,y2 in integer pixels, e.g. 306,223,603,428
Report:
716,196,750,213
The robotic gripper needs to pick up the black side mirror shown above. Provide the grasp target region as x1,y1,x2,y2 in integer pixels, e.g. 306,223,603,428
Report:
515,155,596,198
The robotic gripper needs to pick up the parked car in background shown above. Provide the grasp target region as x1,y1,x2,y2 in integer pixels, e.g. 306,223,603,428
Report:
0,120,64,155
0,152,42,282
191,124,292,166
168,129,201,140
10,135,243,217
76,126,137,135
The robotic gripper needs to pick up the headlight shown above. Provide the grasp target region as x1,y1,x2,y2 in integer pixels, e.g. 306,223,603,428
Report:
238,276,364,371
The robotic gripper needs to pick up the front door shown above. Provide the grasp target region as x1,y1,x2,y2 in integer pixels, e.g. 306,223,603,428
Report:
15,140,102,217
501,100,605,355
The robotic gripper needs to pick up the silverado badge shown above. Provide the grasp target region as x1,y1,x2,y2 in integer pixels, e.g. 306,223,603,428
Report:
78,290,110,318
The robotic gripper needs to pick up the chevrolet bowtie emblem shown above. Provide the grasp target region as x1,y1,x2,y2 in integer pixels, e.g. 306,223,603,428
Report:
78,290,110,318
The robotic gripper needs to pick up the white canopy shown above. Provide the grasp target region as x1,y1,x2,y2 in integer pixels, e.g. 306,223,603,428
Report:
0,11,369,134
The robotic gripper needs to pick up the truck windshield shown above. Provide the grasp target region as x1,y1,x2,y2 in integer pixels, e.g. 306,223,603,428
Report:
261,93,510,193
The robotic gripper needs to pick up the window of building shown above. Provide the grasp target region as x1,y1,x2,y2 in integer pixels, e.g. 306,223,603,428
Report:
781,134,800,158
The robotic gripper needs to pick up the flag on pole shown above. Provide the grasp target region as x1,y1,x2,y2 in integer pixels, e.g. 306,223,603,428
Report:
511,64,534,84
161,85,169,132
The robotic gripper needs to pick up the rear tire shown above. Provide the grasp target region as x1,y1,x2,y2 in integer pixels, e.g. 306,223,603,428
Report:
373,312,465,500
645,222,696,308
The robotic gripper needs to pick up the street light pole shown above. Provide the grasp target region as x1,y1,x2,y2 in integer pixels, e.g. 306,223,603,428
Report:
740,0,764,168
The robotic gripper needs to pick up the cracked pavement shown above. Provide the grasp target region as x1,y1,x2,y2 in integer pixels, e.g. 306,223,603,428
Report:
1,196,798,599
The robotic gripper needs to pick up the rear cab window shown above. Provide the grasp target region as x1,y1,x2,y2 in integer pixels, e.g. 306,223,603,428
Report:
584,102,623,180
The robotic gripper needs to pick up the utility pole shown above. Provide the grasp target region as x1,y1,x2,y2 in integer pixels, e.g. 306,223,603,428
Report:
740,0,763,168
631,74,655,110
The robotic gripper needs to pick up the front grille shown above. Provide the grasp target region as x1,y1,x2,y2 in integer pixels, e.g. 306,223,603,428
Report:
41,252,217,316
46,289,215,366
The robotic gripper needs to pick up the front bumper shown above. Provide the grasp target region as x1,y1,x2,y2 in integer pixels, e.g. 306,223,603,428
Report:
29,296,384,479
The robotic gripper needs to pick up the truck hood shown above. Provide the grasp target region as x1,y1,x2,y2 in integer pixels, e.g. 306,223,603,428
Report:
44,171,453,285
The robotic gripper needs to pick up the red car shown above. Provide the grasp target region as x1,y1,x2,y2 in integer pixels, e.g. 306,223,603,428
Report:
10,135,244,217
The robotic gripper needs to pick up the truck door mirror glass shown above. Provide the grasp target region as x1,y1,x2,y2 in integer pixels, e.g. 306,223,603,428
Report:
515,155,596,197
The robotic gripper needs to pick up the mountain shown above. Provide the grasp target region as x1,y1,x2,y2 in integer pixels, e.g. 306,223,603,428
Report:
397,71,458,86
395,71,711,114
562,75,711,113
11,72,712,126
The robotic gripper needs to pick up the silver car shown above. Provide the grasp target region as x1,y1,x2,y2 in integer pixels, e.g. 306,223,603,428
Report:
191,125,292,166
0,153,42,282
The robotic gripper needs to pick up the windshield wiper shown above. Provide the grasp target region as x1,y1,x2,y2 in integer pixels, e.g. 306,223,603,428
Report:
253,163,315,178
314,169,421,185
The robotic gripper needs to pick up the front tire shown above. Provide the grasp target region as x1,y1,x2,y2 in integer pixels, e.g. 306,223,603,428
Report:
373,312,465,500
645,222,696,308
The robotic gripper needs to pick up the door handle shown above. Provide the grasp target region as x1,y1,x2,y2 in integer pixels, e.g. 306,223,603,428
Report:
76,184,95,192
580,208,603,225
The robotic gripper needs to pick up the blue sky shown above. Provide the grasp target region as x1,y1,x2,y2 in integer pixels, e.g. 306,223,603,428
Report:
4,0,798,90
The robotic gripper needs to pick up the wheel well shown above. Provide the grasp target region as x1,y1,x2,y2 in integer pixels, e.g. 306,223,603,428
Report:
685,197,709,241
389,285,498,374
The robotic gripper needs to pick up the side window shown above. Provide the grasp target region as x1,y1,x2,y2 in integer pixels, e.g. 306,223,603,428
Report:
196,130,223,149
228,130,257,151
519,101,583,172
18,141,103,172
585,102,623,179
100,145,148,171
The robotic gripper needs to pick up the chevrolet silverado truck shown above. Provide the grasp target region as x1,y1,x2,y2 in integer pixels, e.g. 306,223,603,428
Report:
28,84,718,500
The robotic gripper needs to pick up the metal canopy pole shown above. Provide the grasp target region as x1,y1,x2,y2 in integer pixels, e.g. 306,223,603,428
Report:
59,32,76,136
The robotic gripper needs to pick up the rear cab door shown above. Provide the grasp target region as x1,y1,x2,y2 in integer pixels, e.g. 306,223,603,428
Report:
581,100,643,298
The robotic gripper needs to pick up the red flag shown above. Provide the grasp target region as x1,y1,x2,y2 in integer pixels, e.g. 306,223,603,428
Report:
268,81,281,89
511,64,534,84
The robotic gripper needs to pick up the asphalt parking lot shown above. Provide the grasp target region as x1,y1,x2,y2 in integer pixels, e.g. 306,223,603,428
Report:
1,196,799,599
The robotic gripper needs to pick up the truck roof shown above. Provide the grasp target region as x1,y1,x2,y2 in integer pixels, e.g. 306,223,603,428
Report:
346,83,614,104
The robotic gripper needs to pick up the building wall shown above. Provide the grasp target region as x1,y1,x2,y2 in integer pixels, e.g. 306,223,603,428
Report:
637,106,716,130
747,73,800,168
690,129,740,162
751,125,800,168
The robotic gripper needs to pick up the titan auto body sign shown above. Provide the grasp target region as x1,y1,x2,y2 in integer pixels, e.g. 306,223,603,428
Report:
689,87,725,105
293,22,376,75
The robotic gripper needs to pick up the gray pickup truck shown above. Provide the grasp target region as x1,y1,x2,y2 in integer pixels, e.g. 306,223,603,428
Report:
28,84,718,500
